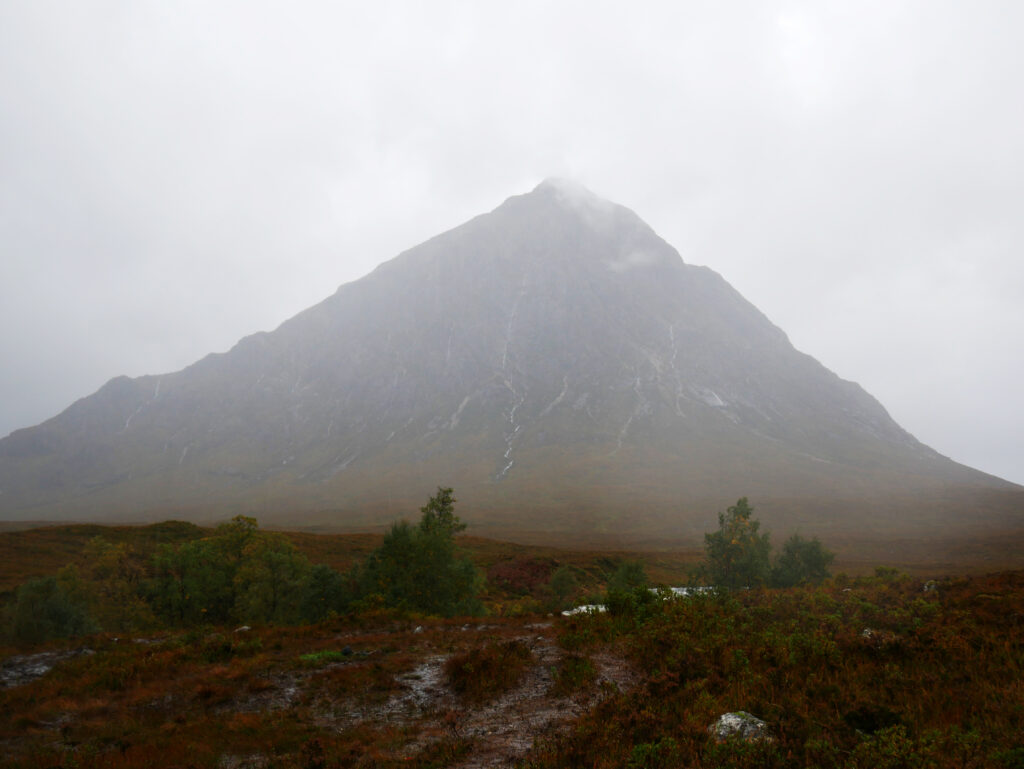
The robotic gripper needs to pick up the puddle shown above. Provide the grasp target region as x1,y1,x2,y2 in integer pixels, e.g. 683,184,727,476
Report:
0,648,94,689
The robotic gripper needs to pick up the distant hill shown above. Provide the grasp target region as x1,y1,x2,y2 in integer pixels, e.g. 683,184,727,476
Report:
1,179,1020,544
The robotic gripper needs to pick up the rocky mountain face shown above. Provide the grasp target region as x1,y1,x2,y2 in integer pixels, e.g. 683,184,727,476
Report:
1,180,1018,543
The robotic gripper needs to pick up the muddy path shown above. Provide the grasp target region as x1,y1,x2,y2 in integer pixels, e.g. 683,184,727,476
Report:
311,622,638,768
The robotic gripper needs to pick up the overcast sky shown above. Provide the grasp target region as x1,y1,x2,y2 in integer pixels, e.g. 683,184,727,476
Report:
1,2,1021,485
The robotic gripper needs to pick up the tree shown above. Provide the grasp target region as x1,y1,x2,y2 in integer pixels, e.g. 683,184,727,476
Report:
6,569,96,644
417,486,465,536
357,487,482,616
147,516,312,626
545,565,579,612
148,538,232,625
80,537,156,632
770,534,835,587
233,533,311,624
607,560,648,594
300,563,352,622
605,560,657,617
702,497,771,589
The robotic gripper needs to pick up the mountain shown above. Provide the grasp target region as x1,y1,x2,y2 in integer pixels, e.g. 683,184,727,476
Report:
1,179,1020,544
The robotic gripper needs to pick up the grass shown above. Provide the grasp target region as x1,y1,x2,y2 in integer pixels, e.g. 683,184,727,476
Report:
2,520,1024,767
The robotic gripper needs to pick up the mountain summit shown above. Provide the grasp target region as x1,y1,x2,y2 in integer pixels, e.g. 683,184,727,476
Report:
1,181,1018,542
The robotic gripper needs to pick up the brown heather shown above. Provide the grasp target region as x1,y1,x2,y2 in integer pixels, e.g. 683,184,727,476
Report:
1,522,1023,768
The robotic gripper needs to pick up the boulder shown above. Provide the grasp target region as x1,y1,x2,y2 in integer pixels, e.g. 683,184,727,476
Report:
710,711,771,742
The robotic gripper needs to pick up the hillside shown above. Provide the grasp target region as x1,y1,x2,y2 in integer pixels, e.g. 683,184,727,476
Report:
1,180,1019,543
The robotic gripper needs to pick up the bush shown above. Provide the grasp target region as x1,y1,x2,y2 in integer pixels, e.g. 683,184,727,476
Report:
444,639,533,700
551,653,597,695
147,516,319,626
356,487,483,617
545,565,580,612
771,534,835,588
702,497,771,589
6,569,96,644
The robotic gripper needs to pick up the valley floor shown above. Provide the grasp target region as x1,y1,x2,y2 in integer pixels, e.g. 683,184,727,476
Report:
3,570,1024,768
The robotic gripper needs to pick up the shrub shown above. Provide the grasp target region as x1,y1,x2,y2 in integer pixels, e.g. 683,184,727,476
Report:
551,653,597,695
356,487,483,617
701,497,771,589
770,534,835,588
5,568,96,644
444,639,533,700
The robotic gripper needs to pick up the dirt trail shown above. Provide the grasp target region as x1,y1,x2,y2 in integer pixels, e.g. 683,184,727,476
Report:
323,623,638,768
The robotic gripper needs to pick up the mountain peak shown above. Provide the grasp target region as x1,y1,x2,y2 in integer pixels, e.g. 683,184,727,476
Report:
1,181,1018,544
536,176,600,199
531,177,616,216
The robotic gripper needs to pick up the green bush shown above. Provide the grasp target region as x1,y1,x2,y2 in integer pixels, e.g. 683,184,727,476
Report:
702,497,771,589
770,534,835,588
6,569,96,644
356,487,483,617
147,516,322,626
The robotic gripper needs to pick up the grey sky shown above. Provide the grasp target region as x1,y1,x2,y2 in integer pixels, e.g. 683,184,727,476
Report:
1,2,1021,484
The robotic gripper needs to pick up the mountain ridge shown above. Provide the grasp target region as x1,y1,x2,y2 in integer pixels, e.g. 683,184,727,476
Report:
1,181,1019,543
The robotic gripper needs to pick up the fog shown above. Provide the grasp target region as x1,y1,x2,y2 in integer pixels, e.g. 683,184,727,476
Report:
1,2,1021,483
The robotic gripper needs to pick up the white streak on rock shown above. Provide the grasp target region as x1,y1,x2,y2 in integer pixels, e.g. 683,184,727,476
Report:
121,405,143,433
448,393,473,430
539,376,570,417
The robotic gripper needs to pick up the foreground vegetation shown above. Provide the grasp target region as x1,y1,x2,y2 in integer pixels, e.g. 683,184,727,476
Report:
535,569,1024,768
2,496,1022,767
1,569,1022,767
3,489,487,645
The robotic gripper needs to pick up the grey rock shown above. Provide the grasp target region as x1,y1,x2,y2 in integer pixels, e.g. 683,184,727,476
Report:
710,711,771,742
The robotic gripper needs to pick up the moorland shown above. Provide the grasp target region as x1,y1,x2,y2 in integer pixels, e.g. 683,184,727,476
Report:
1,496,1023,768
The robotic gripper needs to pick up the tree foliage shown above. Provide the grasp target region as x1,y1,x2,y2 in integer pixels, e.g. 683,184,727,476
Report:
700,498,836,589
148,515,315,626
5,568,96,644
80,537,156,632
357,487,482,616
545,565,579,612
605,560,658,617
2,487,484,641
771,534,835,587
702,497,772,589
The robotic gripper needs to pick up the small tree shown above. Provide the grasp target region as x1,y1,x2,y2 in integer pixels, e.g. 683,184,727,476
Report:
300,563,352,622
417,486,465,537
702,497,771,589
771,535,835,587
234,533,311,624
6,569,96,644
545,565,579,612
607,560,648,594
80,537,156,632
357,487,482,616
605,560,656,617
